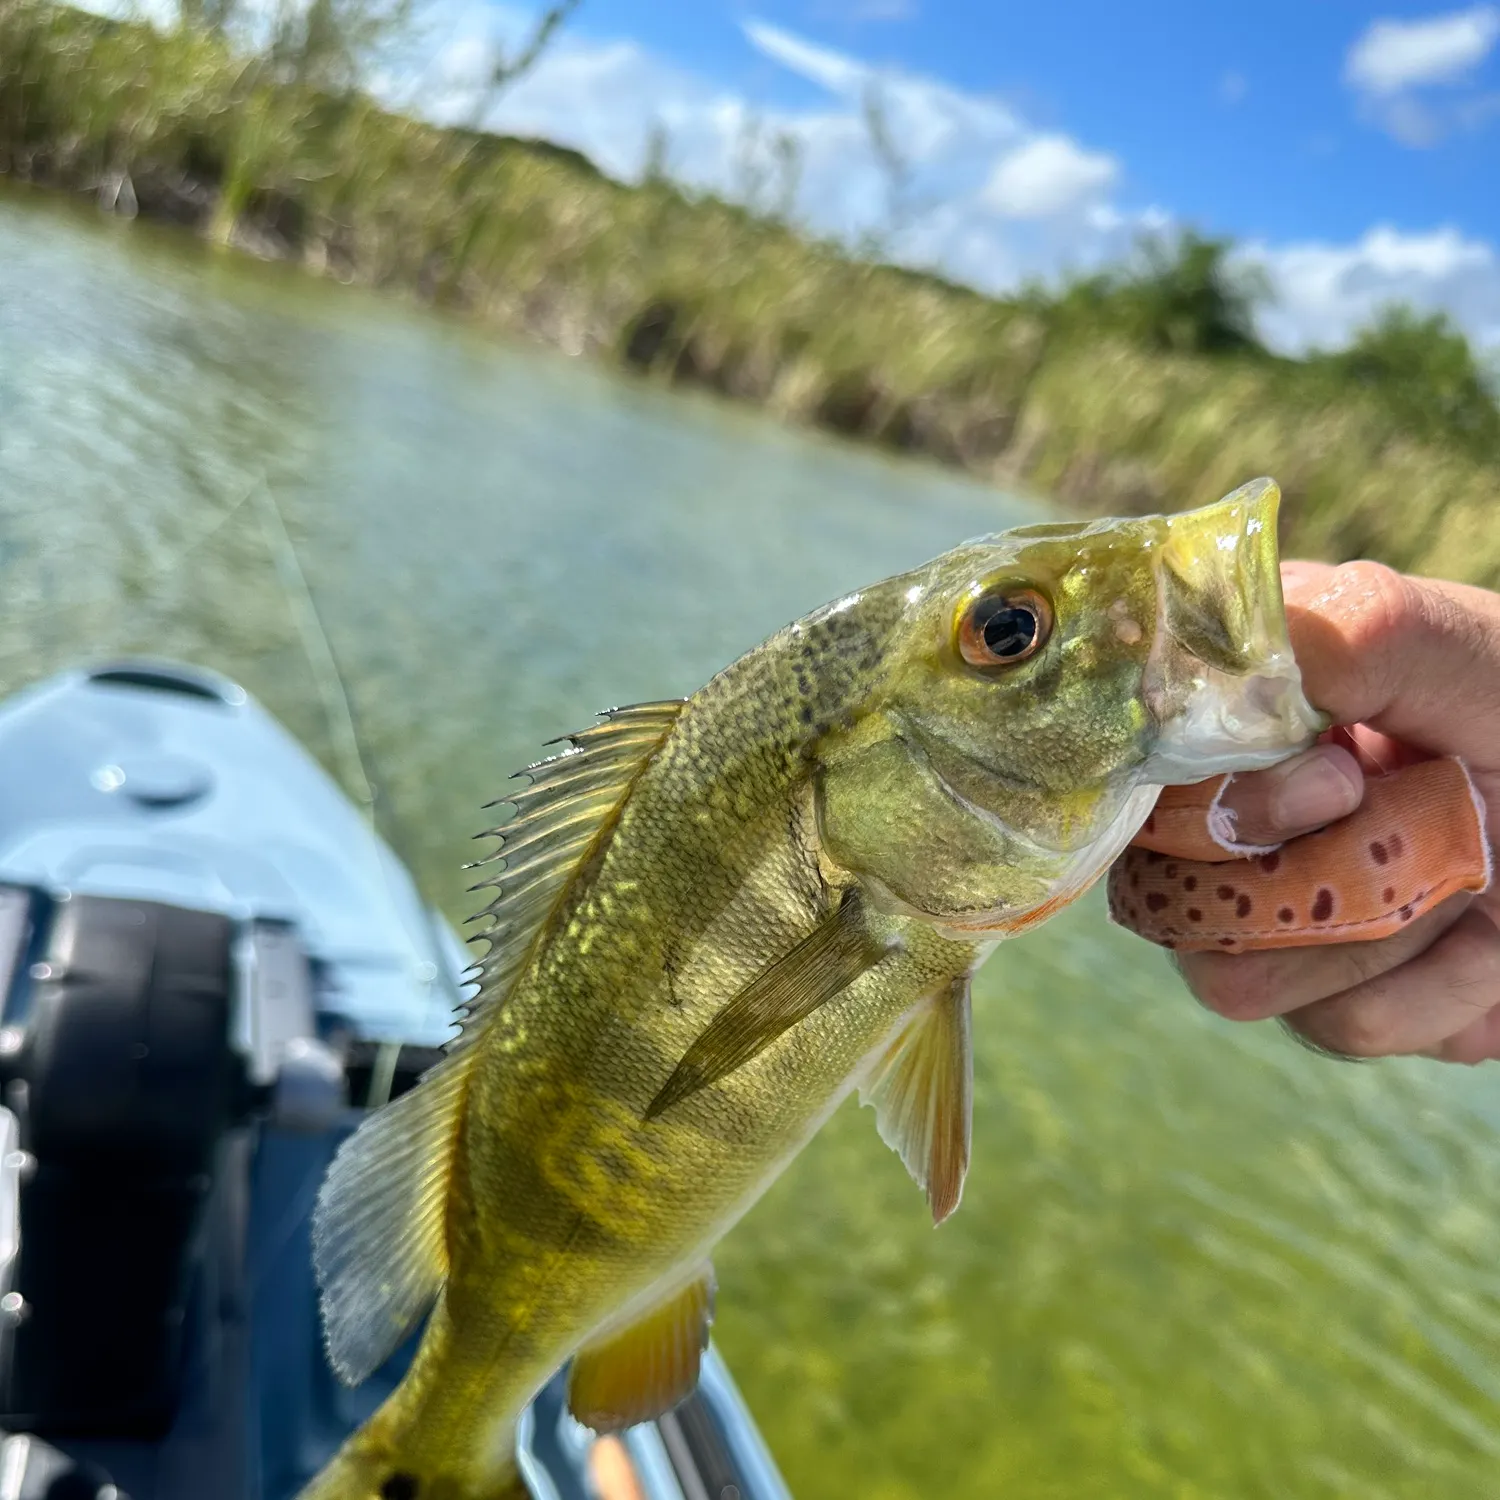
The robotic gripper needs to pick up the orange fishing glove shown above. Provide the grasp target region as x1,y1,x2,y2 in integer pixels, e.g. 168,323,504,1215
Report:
1110,728,1491,954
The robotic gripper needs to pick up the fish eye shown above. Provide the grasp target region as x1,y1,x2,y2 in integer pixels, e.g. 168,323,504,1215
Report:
957,588,1052,669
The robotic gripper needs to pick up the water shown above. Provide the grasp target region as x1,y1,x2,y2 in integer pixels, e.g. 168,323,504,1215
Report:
4,180,1500,1499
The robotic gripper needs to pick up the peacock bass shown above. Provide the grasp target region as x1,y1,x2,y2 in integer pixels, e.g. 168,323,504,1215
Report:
301,479,1327,1500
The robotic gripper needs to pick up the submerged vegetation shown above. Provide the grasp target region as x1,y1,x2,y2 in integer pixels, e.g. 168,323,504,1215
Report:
2,0,1497,582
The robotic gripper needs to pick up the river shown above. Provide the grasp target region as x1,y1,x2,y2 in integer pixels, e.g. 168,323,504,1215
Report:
3,179,1499,1500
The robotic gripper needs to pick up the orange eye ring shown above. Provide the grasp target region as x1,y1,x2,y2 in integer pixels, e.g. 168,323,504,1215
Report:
957,588,1052,668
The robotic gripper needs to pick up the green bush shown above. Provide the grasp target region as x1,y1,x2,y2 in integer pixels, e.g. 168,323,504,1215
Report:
1043,230,1270,357
1304,306,1500,458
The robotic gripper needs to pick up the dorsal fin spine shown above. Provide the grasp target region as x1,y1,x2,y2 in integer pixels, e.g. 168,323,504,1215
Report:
453,699,687,1052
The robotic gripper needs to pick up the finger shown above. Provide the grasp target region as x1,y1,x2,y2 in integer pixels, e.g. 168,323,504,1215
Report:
1427,1001,1500,1066
1114,759,1488,953
1215,743,1364,845
1280,559,1335,594
1178,894,1471,1021
1329,724,1432,776
1281,562,1500,770
1283,905,1500,1059
1129,778,1238,861
1128,746,1364,860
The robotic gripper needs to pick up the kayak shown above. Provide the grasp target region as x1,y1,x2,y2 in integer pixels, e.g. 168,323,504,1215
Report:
0,658,792,1500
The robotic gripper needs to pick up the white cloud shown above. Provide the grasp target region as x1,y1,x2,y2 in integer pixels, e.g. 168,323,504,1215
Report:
740,17,1022,161
1344,7,1500,144
741,19,868,96
981,136,1119,220
1249,226,1500,352
387,7,747,185
404,11,1117,268
1345,6,1498,93
817,0,917,18
194,1,1500,356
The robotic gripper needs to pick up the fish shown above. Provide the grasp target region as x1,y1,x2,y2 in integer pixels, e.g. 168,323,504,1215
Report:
298,477,1326,1500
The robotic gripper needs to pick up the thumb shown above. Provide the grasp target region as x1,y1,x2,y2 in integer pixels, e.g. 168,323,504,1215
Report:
1280,560,1500,771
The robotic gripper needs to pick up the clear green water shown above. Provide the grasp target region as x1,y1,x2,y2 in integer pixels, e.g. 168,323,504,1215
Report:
4,180,1499,1499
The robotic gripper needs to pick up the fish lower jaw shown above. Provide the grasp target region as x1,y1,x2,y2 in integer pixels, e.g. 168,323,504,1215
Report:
933,907,1045,940
1145,668,1327,784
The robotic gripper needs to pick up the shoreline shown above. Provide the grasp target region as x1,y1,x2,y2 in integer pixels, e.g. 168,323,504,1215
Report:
3,0,1498,586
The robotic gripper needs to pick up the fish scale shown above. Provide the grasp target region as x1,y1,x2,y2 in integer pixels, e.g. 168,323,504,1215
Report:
300,479,1329,1500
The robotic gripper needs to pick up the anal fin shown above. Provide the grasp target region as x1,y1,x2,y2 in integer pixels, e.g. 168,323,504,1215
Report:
312,1048,474,1385
859,976,973,1224
567,1264,716,1433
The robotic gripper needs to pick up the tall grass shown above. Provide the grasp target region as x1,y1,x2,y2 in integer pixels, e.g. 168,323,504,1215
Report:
3,0,1497,582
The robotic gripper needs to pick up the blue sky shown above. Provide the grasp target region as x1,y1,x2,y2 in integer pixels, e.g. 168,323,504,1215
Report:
382,0,1500,351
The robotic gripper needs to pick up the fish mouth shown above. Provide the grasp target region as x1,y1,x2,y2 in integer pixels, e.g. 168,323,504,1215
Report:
1142,478,1327,783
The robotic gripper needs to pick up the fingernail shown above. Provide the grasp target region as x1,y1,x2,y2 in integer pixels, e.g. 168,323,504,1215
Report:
1221,745,1364,841
1271,748,1363,831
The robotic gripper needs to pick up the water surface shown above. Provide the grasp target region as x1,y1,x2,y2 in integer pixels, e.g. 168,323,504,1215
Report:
4,180,1499,1499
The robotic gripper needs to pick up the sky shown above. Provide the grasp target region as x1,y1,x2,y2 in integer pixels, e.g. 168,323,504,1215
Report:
375,2,1500,353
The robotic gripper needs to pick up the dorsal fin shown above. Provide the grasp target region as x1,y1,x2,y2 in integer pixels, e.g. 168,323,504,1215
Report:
458,700,687,1047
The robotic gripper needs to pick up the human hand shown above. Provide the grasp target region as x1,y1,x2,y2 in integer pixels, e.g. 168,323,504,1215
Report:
1170,561,1500,1063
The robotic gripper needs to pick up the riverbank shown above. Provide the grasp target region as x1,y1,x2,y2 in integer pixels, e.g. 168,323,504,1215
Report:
4,0,1498,584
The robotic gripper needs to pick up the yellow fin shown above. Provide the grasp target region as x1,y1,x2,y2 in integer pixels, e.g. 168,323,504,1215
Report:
311,1049,473,1385
567,1264,716,1433
644,892,889,1120
462,701,687,1047
859,976,972,1224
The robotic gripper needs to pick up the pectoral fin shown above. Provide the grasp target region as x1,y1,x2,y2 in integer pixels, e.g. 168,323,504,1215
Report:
567,1264,716,1433
644,892,888,1120
859,976,972,1224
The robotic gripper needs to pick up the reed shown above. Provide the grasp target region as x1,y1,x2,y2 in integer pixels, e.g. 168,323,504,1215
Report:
3,0,1496,582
